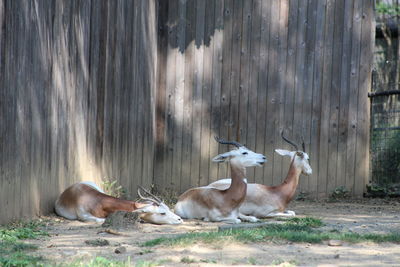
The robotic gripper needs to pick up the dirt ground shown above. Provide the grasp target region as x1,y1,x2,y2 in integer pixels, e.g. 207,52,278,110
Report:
29,199,400,267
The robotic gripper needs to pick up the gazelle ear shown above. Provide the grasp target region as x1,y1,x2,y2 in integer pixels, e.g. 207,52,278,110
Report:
275,149,294,157
212,152,230,163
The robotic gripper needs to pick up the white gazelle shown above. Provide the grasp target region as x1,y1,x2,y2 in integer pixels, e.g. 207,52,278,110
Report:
174,137,267,223
208,132,312,218
55,181,182,224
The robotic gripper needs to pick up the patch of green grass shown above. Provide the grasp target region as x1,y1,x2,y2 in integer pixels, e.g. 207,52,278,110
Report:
247,257,257,265
0,220,49,267
135,259,171,267
277,217,324,228
0,221,48,242
63,256,132,267
141,217,400,247
180,256,197,263
0,251,44,267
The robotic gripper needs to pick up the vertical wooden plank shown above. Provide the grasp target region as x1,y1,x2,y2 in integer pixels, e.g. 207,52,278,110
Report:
131,1,143,193
181,0,195,192
318,0,335,198
276,0,289,182
255,0,271,185
115,1,128,192
326,0,344,195
310,0,327,198
31,0,56,215
355,0,373,195
228,0,242,143
1,0,18,222
246,0,262,183
111,1,124,188
292,0,308,191
190,0,206,187
136,3,146,192
102,1,116,182
279,0,298,186
120,1,135,195
265,0,280,185
298,0,316,194
15,0,31,220
164,0,178,189
238,0,252,178
143,0,158,190
174,0,186,192
0,0,8,223
346,0,363,195
199,0,214,186
218,0,234,180
336,0,354,192
154,0,168,191
209,0,224,182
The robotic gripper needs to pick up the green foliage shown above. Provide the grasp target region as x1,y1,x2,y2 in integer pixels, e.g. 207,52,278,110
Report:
376,2,400,15
102,179,125,198
330,186,350,200
141,217,400,247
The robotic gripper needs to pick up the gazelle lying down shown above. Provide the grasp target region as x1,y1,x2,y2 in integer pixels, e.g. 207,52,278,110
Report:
174,137,266,223
55,181,182,224
208,132,312,218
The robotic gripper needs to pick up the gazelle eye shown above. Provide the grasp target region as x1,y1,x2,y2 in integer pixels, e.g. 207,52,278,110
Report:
242,152,248,155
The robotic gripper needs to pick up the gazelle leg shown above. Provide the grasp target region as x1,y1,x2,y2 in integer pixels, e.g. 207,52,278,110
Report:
77,208,106,223
267,211,296,217
239,213,259,222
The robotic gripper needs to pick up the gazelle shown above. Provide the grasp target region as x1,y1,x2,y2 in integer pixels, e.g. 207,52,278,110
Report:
174,137,266,223
55,181,182,224
208,132,312,218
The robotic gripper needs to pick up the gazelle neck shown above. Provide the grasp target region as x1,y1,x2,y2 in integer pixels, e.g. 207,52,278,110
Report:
225,160,247,201
280,158,302,202
101,195,137,214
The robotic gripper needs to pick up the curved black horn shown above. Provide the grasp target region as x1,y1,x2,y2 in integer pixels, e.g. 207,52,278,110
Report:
301,136,306,152
214,136,243,148
137,186,162,204
281,131,299,151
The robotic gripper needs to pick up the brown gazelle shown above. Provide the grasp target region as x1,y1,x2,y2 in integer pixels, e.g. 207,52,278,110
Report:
55,181,182,224
174,137,266,223
208,132,312,218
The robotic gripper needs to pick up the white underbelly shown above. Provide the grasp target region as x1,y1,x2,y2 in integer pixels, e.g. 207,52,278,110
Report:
54,199,77,220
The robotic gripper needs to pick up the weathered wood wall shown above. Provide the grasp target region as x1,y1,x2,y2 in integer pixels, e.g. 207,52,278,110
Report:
0,0,374,224
154,0,374,199
0,0,157,224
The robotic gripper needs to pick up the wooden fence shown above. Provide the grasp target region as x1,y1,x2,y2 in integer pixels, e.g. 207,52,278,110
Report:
0,0,374,224
0,0,157,224
154,0,374,198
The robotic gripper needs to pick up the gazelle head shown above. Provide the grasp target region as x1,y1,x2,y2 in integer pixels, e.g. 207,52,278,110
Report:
275,131,312,176
136,187,183,225
212,137,267,167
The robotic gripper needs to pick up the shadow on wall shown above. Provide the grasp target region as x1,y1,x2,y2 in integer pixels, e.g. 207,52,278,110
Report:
0,0,158,224
154,0,286,193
